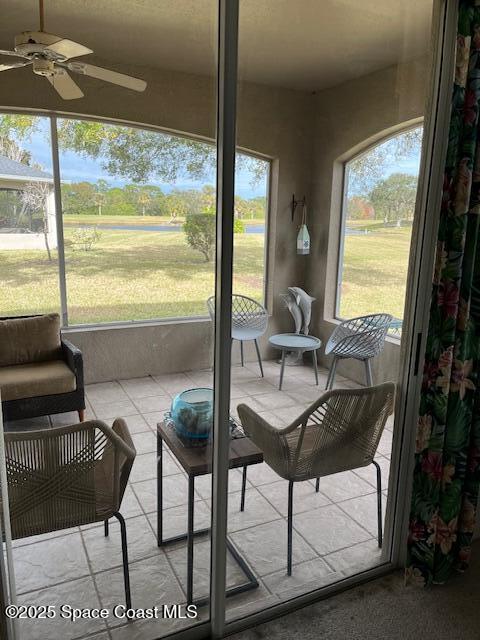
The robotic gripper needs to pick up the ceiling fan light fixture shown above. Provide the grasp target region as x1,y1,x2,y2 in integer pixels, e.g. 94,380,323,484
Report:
32,58,55,77
0,1,148,100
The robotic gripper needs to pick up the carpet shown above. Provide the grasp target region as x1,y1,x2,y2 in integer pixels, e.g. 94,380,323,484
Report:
231,542,480,640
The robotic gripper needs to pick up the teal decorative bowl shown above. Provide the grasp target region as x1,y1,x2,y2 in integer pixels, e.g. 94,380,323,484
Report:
171,388,213,446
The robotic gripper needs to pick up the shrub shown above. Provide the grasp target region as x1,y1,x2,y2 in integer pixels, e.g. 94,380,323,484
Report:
71,225,101,251
184,213,244,262
233,218,245,233
184,212,215,262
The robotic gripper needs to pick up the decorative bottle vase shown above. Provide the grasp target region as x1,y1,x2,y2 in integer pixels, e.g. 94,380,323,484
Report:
297,223,310,255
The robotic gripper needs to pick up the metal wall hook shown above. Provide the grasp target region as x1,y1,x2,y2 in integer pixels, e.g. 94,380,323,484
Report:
291,194,306,222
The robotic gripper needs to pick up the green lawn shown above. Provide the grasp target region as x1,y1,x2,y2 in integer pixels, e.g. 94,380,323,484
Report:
62,214,266,227
0,221,411,325
0,226,265,324
338,226,412,320
63,214,181,226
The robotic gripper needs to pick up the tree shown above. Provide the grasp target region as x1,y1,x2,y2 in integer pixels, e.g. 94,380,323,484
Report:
348,127,422,196
125,184,166,216
62,182,100,216
247,196,267,219
56,119,268,186
167,191,190,223
103,187,136,216
94,179,109,215
0,114,269,199
346,196,374,221
0,190,23,227
0,114,40,167
200,185,216,213
0,114,37,138
0,137,31,165
144,186,166,216
369,173,418,224
234,195,250,219
93,191,105,216
21,182,53,260
0,115,54,259
166,189,203,222
137,191,151,216
184,213,216,261
56,120,216,184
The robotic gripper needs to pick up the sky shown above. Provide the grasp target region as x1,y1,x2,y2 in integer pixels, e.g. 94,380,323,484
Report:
347,128,423,196
19,118,268,199
12,116,421,200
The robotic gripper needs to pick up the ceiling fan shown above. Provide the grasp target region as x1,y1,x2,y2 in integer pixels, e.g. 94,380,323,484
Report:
0,0,147,100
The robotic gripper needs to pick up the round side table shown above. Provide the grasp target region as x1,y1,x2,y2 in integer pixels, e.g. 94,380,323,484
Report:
268,333,322,390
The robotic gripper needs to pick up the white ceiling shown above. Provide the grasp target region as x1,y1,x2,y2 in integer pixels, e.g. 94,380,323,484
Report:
1,0,433,92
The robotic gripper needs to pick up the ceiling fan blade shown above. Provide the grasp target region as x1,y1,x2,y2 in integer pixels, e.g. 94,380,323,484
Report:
0,61,31,72
66,62,147,92
15,32,92,59
46,38,93,60
46,70,84,100
0,49,28,59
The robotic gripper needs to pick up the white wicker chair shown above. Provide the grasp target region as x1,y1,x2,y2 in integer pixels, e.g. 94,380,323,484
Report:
325,313,392,389
237,382,395,575
207,294,268,376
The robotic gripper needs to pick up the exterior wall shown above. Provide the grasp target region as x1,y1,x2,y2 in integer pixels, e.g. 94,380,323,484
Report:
64,319,213,382
306,58,428,385
0,63,313,382
0,190,57,250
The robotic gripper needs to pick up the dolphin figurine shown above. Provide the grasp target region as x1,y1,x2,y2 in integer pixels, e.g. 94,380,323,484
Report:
288,287,316,335
280,291,303,334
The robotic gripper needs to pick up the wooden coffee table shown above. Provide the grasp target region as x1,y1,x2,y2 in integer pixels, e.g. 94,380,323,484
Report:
156,421,263,606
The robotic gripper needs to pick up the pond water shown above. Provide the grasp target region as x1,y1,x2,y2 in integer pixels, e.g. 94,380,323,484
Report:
74,223,265,234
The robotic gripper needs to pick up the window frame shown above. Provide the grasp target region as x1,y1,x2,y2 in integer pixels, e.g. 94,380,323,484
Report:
0,107,272,329
334,122,424,328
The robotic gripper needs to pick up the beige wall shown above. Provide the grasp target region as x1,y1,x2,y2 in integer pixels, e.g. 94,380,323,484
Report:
0,62,313,382
0,56,427,383
306,58,428,385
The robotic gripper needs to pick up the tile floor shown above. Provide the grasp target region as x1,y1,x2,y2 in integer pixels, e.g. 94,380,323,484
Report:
5,359,393,640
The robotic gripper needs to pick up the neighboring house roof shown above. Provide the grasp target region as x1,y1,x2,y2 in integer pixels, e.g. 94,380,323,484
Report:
0,154,52,182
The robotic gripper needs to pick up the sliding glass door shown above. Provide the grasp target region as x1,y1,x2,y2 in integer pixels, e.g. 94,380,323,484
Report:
0,2,218,640
224,0,440,626
0,1,455,639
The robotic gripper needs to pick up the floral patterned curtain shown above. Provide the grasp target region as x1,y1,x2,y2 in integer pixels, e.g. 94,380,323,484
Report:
407,0,480,585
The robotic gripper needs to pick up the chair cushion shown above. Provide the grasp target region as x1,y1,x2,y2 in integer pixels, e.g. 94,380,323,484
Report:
0,314,62,367
0,360,76,402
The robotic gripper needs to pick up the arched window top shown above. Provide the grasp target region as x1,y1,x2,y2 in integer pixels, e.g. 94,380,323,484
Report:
346,124,423,196
336,124,424,331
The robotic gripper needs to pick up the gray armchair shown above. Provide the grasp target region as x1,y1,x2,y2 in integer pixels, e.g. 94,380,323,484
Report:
0,314,85,424
325,313,392,389
238,383,395,575
207,294,268,377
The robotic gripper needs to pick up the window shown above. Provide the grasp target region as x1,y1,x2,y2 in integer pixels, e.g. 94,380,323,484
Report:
0,114,61,317
0,112,269,325
336,125,423,329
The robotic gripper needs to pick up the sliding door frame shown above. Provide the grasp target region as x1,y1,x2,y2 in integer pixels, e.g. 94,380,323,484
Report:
210,1,239,638
0,1,456,638
213,0,457,637
50,116,69,326
390,0,458,565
